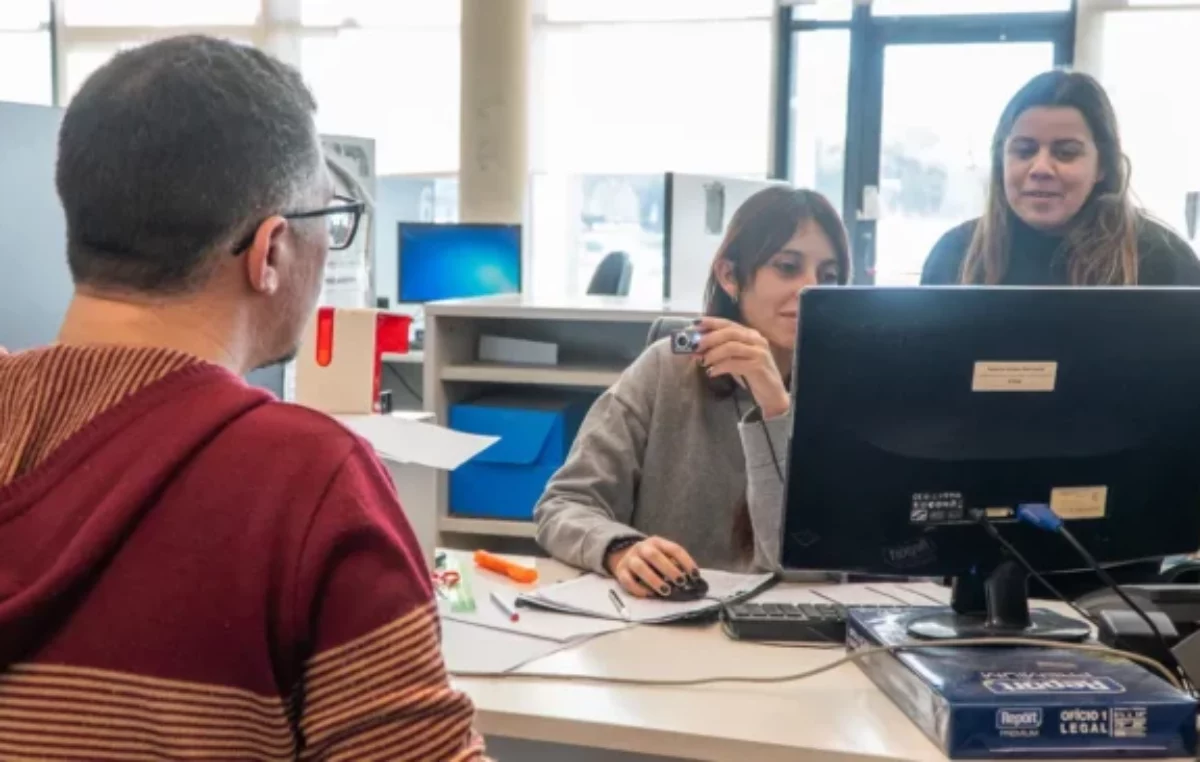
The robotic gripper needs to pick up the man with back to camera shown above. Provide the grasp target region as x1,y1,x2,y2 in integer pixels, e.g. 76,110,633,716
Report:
0,36,489,760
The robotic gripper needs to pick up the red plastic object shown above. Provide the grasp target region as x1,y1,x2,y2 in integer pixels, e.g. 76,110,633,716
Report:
372,313,413,413
376,313,412,356
315,307,335,367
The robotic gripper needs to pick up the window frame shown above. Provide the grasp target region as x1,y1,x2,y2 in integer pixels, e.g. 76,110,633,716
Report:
773,0,1077,284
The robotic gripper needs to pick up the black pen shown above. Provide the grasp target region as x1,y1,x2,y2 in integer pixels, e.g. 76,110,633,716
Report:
608,589,630,621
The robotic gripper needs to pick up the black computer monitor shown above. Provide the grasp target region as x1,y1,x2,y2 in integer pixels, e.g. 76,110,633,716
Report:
781,287,1200,641
398,222,521,303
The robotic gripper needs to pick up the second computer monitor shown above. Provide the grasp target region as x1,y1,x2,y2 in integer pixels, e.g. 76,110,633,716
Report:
780,287,1200,638
398,222,522,303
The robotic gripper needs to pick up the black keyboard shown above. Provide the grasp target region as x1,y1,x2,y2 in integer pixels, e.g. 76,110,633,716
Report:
722,601,849,643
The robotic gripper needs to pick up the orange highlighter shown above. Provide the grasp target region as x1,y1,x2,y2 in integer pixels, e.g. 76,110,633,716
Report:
474,550,539,584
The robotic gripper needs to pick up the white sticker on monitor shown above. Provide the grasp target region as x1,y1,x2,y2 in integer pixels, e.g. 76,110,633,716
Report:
1050,486,1108,521
910,492,964,525
972,361,1058,392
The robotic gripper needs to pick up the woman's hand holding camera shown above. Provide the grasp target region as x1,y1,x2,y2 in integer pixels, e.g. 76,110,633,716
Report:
605,536,699,598
693,317,790,420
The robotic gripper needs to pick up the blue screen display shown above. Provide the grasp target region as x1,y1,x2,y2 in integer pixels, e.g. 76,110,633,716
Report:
398,223,522,303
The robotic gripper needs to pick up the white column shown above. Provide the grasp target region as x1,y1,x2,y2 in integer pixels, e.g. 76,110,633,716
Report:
459,0,531,224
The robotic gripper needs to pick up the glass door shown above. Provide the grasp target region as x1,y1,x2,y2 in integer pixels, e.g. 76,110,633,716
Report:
871,41,1055,284
780,2,1075,284
789,29,851,215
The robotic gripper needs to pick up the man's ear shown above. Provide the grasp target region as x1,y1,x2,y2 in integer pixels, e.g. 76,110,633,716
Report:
714,258,739,301
243,216,289,295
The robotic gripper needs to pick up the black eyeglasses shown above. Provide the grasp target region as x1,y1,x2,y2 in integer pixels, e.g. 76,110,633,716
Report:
232,194,366,254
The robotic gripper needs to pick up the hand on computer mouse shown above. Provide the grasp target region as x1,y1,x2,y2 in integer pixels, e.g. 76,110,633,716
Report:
693,317,790,420
606,536,699,599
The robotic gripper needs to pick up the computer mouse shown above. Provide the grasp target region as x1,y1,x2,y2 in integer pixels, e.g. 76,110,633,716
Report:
658,575,709,602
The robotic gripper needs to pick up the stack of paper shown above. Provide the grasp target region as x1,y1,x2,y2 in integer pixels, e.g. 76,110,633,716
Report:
517,569,776,624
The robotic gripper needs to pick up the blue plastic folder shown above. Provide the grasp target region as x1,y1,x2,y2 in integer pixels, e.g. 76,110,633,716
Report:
449,395,588,520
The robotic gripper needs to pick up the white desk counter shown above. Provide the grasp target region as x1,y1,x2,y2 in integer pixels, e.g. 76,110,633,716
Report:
442,552,1170,762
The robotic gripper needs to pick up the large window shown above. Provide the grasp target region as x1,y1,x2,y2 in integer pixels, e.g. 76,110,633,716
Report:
544,0,770,22
0,0,52,106
56,0,263,102
299,1,460,176
1095,8,1200,243
300,24,460,175
42,1,463,177
533,1,773,299
62,0,260,26
790,30,851,213
875,42,1054,284
871,0,1071,15
63,35,255,100
301,0,458,26
535,14,771,173
795,0,1071,18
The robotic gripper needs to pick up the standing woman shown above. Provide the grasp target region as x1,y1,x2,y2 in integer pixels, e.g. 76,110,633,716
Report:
921,69,1200,286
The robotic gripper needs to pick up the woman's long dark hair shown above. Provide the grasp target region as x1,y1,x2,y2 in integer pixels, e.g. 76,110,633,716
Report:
697,186,850,558
962,69,1139,286
703,186,850,324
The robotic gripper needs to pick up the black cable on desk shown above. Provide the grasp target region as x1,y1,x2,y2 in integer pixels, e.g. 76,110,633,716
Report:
1016,504,1191,693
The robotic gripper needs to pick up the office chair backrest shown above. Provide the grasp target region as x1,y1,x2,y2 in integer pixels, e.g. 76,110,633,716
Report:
646,317,693,348
587,251,633,297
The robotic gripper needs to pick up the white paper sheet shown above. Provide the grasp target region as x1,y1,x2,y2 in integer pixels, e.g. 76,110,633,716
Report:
337,414,498,470
442,619,577,675
518,569,775,624
440,589,632,643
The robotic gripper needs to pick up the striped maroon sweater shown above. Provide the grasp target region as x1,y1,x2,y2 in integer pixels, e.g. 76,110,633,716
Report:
0,345,488,760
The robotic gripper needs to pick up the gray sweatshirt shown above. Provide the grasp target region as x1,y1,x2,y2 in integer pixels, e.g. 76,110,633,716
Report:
534,339,792,575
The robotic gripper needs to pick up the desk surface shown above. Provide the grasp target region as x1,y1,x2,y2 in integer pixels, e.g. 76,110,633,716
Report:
442,553,1157,762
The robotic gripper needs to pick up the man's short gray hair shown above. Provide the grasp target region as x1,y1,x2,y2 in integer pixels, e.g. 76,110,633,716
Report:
56,35,323,293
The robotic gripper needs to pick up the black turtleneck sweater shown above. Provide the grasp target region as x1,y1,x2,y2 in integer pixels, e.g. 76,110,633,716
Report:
921,214,1200,286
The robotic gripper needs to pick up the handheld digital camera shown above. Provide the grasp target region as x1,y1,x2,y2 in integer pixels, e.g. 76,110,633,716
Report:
670,328,702,355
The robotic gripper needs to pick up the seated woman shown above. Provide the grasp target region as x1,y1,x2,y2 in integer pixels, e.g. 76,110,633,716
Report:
534,186,849,597
922,69,1200,286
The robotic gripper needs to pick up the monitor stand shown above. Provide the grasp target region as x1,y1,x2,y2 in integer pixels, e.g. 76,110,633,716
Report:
906,559,1090,642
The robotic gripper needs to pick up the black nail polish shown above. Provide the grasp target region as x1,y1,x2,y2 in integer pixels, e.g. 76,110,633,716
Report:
690,569,702,580
674,576,686,587
659,585,671,596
